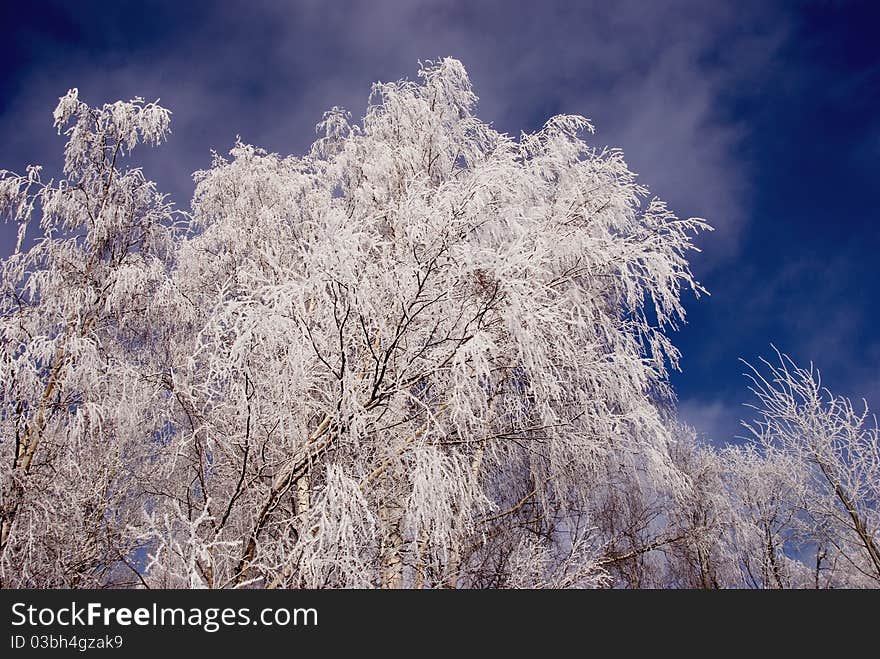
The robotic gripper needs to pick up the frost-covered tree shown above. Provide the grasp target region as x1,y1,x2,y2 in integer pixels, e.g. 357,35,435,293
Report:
10,59,875,589
136,58,710,589
0,90,176,586
738,352,880,587
655,352,880,590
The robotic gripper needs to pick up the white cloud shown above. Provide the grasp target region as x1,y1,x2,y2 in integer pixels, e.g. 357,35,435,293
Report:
677,397,748,446
0,1,789,263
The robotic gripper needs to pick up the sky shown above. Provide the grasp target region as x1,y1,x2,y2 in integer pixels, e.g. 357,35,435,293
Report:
1,0,878,444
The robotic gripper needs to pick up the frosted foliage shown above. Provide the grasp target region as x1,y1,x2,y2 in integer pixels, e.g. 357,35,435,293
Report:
4,59,874,589
294,466,377,588
719,446,809,589
403,446,486,558
503,532,610,589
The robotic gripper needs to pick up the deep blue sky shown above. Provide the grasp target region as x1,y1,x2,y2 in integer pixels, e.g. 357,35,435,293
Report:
1,0,878,443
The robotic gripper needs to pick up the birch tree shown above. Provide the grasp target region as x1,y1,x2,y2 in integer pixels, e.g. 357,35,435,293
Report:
137,58,709,588
740,352,880,587
0,90,176,586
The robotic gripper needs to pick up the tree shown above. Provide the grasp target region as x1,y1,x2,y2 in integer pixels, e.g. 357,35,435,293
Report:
144,58,711,589
0,90,176,586
739,351,880,587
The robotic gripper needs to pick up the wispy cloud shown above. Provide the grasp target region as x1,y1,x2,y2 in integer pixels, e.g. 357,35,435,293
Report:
0,0,786,265
677,396,752,447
